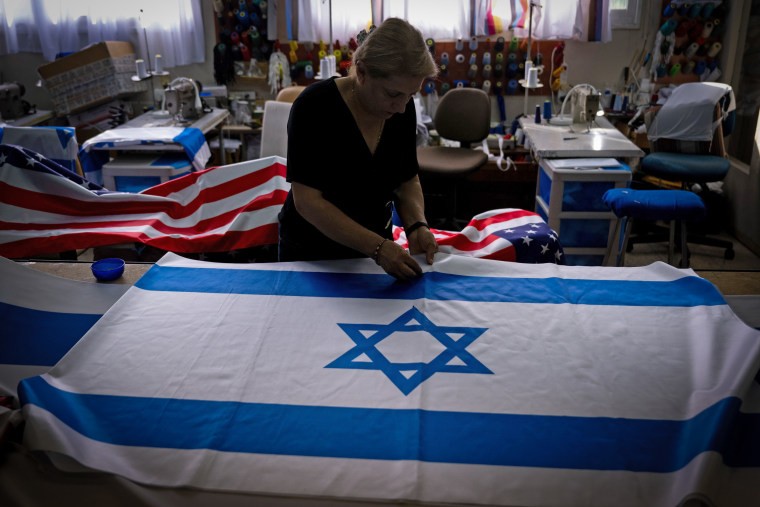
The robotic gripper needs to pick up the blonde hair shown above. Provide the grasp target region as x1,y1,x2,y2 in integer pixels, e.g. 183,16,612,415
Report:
351,18,438,79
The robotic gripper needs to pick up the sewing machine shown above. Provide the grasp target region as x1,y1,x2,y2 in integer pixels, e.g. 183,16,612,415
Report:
569,87,603,133
0,82,32,120
162,78,205,124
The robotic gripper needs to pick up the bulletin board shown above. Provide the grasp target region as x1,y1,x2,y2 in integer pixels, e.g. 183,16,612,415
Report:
651,0,728,86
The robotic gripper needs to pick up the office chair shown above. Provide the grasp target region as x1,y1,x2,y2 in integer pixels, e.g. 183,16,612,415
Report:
416,87,491,230
275,85,306,103
628,82,735,261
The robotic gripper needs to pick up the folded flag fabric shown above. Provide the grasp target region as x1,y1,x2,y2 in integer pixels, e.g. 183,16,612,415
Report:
394,209,564,264
0,145,289,258
80,127,211,172
0,256,130,397
1,144,562,264
0,126,79,174
18,253,760,506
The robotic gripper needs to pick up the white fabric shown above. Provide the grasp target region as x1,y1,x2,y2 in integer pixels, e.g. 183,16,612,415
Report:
0,0,204,68
648,82,735,142
17,252,760,506
383,0,470,40
297,0,373,45
259,101,292,159
475,0,601,42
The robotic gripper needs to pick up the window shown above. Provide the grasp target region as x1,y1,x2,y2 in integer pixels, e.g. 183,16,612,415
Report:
0,0,204,68
609,0,640,29
296,0,372,47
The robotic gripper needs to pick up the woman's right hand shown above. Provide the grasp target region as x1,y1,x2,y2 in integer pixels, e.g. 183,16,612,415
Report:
375,239,423,282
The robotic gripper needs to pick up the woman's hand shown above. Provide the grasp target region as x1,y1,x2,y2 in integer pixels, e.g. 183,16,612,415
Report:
376,239,423,282
408,226,438,265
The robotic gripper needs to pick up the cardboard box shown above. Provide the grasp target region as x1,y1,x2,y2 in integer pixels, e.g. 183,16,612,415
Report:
38,42,148,114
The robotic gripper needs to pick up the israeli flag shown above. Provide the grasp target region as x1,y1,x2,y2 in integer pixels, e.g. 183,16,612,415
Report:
18,253,760,506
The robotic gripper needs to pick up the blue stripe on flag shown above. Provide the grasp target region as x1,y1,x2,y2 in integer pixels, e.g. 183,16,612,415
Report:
0,302,101,366
19,376,759,472
135,266,726,307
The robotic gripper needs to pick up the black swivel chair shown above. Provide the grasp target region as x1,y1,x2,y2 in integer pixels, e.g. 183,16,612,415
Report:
416,87,491,230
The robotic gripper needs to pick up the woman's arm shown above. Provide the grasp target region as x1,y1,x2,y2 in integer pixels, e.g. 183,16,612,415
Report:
292,182,424,281
394,175,438,265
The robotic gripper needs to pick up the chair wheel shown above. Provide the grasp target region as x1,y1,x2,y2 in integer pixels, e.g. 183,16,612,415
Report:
724,248,735,260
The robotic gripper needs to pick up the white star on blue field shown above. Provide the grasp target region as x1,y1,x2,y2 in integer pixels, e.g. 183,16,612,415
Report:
327,307,492,395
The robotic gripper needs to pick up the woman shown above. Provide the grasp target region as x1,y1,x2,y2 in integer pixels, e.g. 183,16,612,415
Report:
277,18,438,281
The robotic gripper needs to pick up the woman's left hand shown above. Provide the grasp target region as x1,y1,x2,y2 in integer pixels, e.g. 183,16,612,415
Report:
408,227,438,264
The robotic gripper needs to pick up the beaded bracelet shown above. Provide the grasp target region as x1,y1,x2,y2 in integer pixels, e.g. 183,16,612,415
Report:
372,238,387,264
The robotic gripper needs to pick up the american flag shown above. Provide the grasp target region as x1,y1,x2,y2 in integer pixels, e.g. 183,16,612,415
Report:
0,145,288,258
1,144,562,263
394,209,564,264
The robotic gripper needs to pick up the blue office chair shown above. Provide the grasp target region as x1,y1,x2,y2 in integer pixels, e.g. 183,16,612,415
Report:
628,82,735,261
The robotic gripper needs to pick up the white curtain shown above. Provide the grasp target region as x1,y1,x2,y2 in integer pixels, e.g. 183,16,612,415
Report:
475,0,608,42
0,0,204,68
297,0,372,47
383,0,470,40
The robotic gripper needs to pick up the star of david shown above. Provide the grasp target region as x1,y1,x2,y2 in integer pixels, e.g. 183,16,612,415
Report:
326,307,492,395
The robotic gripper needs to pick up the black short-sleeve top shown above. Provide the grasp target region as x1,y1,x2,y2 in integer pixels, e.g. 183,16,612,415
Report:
277,77,419,260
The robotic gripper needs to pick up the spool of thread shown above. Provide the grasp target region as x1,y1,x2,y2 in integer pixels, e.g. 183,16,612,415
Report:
663,2,676,17
440,82,450,95
701,22,714,38
468,64,478,79
455,53,465,64
507,79,518,95
507,62,517,78
440,64,449,77
683,60,696,74
534,104,541,124
494,81,503,94
694,60,707,75
527,67,538,88
424,81,436,94
469,53,477,66
708,60,718,71
707,42,722,58
493,63,503,78
237,11,249,26
685,42,699,58
213,0,224,13
543,100,552,120
426,38,435,55
689,3,702,18
495,52,504,63
135,59,149,79
154,54,164,73
656,64,667,78
249,27,261,46
482,80,491,93
455,38,464,51
509,37,518,52
238,0,246,7
333,49,342,61
318,49,326,60
482,52,491,66
677,3,690,16
304,64,314,79
469,36,478,51
701,2,715,18
230,31,240,42
495,37,505,52
289,49,297,63
675,21,689,37
507,52,517,63
483,64,492,79
668,63,681,76
524,60,533,80
712,18,724,36
660,19,677,35
289,63,299,80
689,23,703,40
440,52,449,66
535,53,543,66
469,81,479,89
